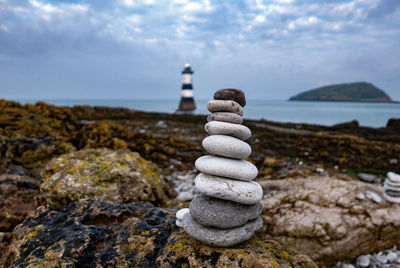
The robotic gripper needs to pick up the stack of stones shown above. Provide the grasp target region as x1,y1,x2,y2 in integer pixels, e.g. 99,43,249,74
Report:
175,88,263,247
383,172,400,204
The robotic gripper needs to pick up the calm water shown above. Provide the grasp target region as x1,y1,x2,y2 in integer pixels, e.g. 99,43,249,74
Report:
16,99,400,128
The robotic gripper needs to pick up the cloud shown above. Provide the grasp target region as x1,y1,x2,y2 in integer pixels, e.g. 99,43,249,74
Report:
0,0,399,100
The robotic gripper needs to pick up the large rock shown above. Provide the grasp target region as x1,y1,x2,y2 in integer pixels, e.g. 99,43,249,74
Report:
0,199,317,267
40,148,173,207
259,176,400,266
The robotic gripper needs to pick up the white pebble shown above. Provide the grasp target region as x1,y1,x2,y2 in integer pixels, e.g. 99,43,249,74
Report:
202,135,251,159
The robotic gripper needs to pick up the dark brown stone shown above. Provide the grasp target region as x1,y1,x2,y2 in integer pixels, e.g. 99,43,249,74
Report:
214,88,246,107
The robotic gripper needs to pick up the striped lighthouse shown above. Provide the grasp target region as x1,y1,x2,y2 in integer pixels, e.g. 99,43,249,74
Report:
178,63,196,111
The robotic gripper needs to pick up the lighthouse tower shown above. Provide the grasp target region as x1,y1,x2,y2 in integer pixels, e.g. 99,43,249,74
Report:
177,63,196,111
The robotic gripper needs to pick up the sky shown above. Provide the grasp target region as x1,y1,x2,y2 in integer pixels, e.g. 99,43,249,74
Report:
0,0,399,100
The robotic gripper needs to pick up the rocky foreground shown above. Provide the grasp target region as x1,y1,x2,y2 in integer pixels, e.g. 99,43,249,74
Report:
1,99,400,267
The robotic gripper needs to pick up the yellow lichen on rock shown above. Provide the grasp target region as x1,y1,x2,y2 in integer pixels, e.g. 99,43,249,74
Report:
40,148,172,207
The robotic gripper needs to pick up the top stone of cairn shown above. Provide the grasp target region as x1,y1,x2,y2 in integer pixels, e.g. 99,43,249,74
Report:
214,88,246,107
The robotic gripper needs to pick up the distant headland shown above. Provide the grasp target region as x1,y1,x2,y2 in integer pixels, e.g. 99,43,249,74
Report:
289,82,393,102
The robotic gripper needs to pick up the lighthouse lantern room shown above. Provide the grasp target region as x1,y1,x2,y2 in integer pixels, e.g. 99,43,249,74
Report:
177,63,196,111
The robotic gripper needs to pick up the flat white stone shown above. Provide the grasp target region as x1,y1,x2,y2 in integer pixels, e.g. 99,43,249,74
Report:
176,208,190,220
207,100,243,116
195,173,263,205
195,155,258,181
383,192,400,204
205,121,251,140
383,181,400,191
207,112,243,124
388,172,400,183
202,135,251,159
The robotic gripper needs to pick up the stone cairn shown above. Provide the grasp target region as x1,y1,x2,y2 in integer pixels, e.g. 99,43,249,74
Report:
175,88,263,247
383,172,400,204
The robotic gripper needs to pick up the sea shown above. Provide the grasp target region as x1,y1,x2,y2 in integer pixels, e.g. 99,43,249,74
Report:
16,99,400,128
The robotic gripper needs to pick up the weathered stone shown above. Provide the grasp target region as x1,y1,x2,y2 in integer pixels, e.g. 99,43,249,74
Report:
195,155,258,181
0,199,317,268
182,213,262,247
0,199,177,267
207,112,243,124
383,192,400,203
195,173,263,205
157,230,317,267
205,121,251,140
388,172,400,183
40,148,172,207
190,194,262,228
214,88,246,107
0,175,40,232
202,135,251,159
207,100,243,116
259,176,400,266
358,173,379,183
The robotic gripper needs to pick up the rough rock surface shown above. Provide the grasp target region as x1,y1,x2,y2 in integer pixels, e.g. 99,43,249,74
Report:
259,176,400,266
0,174,40,232
40,148,173,207
213,88,246,107
158,230,316,268
1,199,317,268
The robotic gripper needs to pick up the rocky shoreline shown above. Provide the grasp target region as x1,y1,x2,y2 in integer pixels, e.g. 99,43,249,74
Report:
1,99,400,267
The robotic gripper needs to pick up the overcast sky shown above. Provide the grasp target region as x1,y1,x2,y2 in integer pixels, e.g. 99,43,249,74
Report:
0,0,399,100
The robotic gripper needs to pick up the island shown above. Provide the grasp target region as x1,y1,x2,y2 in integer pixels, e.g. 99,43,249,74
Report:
289,82,392,102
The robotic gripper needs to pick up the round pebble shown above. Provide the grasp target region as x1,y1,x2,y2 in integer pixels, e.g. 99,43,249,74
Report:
202,135,251,159
176,191,194,202
195,173,263,205
195,155,258,181
383,182,400,192
176,208,190,220
388,172,400,183
214,88,246,107
383,192,400,204
207,112,243,124
356,255,371,268
190,194,262,228
205,121,251,140
207,100,243,116
182,213,262,247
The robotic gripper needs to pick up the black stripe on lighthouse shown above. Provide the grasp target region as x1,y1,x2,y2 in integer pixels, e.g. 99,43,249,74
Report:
178,63,196,111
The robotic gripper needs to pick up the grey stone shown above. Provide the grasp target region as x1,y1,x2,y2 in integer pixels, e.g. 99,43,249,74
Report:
182,213,263,247
202,135,251,159
356,255,371,268
214,88,246,107
176,191,194,202
366,190,382,203
189,194,262,229
384,192,400,204
386,252,397,263
207,100,243,116
388,172,400,183
373,254,387,264
383,183,400,192
384,179,400,188
358,173,378,183
195,155,258,182
176,208,190,220
205,121,251,140
207,112,243,124
195,173,263,205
